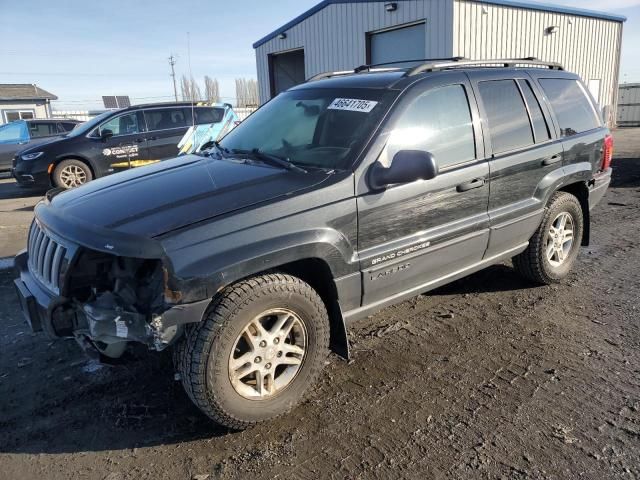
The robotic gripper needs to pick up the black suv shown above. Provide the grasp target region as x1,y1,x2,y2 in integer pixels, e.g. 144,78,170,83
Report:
14,59,612,429
12,102,227,189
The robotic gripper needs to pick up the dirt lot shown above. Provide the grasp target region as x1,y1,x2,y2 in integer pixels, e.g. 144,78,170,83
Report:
1,130,639,480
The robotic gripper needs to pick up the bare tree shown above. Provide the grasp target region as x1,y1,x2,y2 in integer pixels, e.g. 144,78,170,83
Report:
204,76,220,103
235,78,259,107
180,75,202,102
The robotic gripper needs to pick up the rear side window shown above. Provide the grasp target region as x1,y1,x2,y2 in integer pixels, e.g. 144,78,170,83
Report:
29,122,58,138
58,122,77,133
478,79,533,154
192,107,225,125
539,78,600,136
385,84,476,168
518,80,551,143
144,108,188,131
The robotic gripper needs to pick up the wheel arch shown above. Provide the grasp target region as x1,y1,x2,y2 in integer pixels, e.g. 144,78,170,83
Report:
50,155,96,181
557,181,590,246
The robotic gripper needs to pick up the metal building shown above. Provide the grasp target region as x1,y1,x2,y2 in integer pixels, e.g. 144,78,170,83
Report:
253,0,625,123
617,84,640,127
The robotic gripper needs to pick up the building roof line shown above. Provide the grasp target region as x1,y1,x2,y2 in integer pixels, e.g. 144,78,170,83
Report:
252,0,627,49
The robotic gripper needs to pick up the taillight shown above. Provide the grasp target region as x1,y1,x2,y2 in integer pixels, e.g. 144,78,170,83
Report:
601,134,613,170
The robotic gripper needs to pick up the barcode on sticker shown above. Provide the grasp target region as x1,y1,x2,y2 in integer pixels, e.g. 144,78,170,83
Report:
115,318,128,338
328,98,378,113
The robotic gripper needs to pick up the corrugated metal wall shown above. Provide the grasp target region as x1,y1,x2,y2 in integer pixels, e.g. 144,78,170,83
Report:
255,0,453,103
617,84,640,127
453,0,623,124
254,0,623,124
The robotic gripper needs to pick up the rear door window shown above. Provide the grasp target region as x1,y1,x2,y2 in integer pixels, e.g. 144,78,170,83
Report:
144,108,189,131
478,79,534,154
539,78,601,136
386,84,476,169
518,80,551,143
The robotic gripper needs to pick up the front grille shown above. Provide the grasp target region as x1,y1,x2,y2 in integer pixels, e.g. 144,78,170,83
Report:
27,221,67,294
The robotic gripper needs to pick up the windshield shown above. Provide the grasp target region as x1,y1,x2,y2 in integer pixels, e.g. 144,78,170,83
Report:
65,110,114,137
0,120,29,144
220,88,394,169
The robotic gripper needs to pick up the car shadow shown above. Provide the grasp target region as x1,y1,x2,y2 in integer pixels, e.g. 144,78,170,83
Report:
610,157,640,188
429,263,535,297
0,178,46,201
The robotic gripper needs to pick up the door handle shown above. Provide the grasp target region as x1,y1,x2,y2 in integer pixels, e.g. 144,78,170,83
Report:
456,177,485,192
134,138,146,143
542,154,562,166
148,136,158,141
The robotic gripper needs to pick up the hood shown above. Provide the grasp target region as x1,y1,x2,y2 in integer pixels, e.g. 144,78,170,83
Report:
46,155,330,238
18,134,68,154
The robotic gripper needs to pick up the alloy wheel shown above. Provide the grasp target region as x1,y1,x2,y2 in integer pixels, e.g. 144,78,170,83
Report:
228,308,307,399
546,211,574,267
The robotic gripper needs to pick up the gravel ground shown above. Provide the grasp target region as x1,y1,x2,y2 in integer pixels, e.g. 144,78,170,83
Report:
0,129,639,480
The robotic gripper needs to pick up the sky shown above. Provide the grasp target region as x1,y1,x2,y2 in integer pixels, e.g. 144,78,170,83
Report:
0,0,638,110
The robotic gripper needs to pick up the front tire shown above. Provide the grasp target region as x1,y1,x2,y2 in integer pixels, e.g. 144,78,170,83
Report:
53,159,93,189
175,273,330,429
513,191,583,284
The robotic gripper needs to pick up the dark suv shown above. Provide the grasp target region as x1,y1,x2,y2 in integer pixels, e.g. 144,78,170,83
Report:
0,119,79,172
14,59,612,429
12,102,228,189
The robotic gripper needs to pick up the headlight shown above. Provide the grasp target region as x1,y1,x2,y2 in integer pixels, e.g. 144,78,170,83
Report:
21,151,44,160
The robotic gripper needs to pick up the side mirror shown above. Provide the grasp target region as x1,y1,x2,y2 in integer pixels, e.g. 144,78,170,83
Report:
100,129,114,141
369,150,438,189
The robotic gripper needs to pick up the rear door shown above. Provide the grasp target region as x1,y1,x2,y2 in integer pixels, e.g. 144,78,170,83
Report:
143,107,191,162
468,71,563,258
356,73,490,305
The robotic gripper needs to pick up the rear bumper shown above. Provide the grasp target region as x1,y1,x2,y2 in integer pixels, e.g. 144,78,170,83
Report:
589,168,612,210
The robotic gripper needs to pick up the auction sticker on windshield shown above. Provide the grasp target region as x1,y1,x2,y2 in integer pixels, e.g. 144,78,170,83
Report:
328,98,378,113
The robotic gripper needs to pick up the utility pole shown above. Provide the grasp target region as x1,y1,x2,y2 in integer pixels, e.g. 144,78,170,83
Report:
168,55,178,102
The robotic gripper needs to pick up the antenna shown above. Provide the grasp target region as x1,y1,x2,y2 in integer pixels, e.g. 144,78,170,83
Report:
168,54,178,102
187,32,195,128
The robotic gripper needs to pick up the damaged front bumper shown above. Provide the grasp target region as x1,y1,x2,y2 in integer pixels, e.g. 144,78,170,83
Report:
15,249,210,357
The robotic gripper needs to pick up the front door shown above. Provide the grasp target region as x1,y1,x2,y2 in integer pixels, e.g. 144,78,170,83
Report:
356,73,490,306
96,111,149,174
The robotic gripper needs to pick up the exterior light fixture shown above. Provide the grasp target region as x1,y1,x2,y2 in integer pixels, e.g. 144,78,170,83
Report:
278,32,287,40
481,6,488,14
545,25,559,34
385,2,398,12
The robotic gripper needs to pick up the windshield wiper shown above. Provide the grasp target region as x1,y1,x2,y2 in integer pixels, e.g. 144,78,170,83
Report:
232,148,307,174
199,141,229,157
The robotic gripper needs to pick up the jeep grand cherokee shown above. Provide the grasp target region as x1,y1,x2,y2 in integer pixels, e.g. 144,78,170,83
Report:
14,58,612,429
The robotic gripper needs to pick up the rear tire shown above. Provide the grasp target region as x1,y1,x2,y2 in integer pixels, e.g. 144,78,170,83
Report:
53,159,93,189
513,191,583,285
175,273,330,429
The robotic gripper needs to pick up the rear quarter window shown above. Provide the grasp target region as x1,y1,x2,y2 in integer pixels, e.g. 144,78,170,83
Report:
194,107,224,124
539,78,601,137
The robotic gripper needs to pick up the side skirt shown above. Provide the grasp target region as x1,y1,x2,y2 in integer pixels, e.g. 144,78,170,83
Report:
342,242,529,325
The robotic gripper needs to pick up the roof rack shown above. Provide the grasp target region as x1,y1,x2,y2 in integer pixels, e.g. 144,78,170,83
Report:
308,57,468,81
406,57,563,76
307,57,563,82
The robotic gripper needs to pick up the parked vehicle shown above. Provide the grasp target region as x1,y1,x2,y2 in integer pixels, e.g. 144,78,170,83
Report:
14,59,612,429
0,119,79,173
177,103,238,155
12,102,228,189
